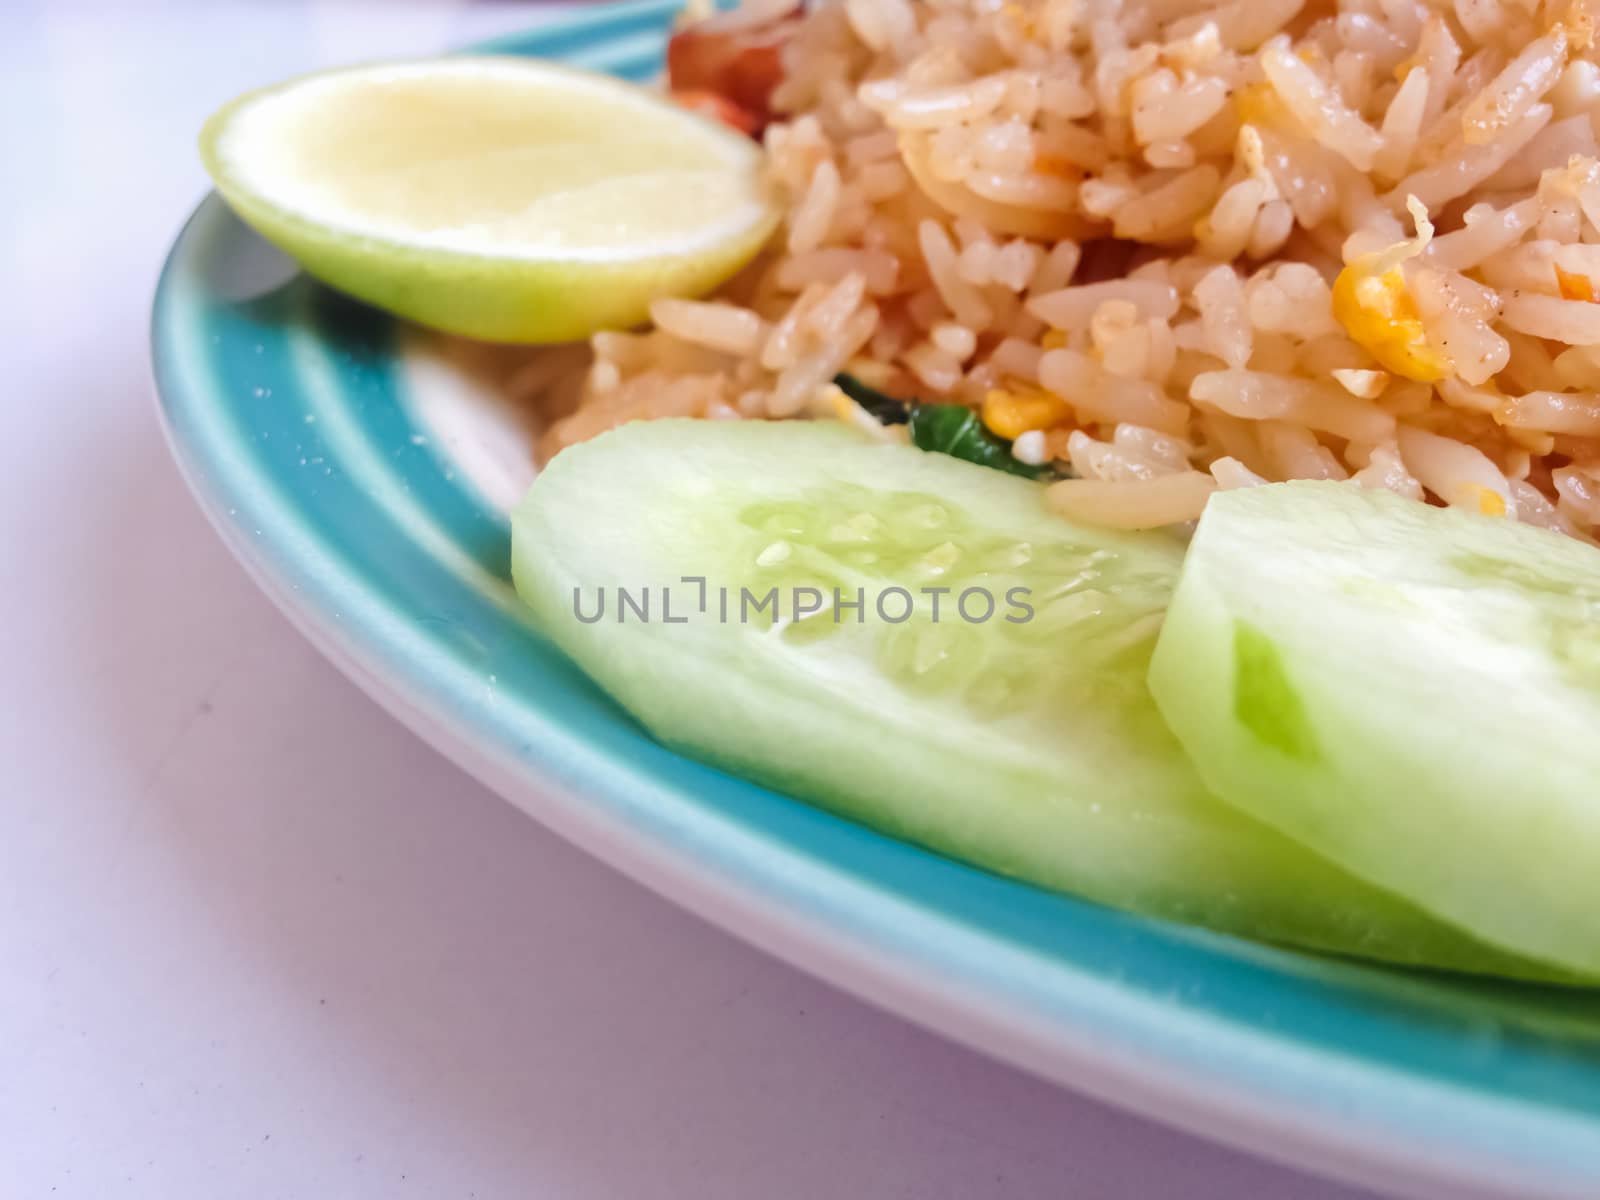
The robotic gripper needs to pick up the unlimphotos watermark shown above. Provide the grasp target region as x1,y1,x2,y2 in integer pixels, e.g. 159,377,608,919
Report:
573,577,1034,625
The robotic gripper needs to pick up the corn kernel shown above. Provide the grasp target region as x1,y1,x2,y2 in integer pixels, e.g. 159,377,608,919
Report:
1041,329,1070,351
982,385,1071,439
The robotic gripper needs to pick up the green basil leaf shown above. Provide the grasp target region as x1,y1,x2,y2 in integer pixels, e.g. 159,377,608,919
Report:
909,404,1059,481
833,374,1068,481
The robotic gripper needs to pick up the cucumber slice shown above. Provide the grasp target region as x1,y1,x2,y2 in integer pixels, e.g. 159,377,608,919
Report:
1149,481,1600,977
512,421,1558,977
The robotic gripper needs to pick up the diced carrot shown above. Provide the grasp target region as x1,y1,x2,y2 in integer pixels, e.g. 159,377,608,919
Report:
1557,265,1596,303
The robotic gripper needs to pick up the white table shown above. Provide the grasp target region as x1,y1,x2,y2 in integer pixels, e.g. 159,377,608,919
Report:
2,3,1379,1195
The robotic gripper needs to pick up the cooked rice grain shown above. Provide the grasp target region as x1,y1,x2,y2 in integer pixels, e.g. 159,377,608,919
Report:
529,0,1600,542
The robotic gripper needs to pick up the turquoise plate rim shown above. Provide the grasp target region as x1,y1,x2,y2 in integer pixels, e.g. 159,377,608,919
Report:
151,4,1600,1196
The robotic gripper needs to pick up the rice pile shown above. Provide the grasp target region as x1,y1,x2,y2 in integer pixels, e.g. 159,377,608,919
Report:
536,0,1600,537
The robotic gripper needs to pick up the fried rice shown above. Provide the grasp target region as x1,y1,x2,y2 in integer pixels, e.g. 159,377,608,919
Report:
530,0,1600,537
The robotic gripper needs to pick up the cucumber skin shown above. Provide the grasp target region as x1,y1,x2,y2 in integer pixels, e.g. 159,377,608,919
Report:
513,421,1572,981
1149,481,1600,978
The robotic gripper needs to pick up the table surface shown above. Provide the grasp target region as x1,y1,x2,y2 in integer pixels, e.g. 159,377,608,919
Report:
2,3,1381,1196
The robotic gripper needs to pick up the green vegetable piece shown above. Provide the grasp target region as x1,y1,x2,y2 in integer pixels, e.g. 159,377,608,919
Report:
1149,480,1600,978
513,420,1566,980
833,372,909,425
909,403,1055,481
833,374,1064,481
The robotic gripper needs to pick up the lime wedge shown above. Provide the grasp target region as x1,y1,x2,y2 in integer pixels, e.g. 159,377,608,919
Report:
199,57,779,342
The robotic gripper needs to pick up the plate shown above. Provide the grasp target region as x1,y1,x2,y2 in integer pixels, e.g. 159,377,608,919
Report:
151,3,1600,1196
